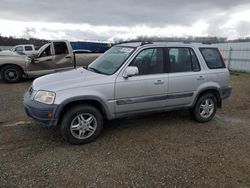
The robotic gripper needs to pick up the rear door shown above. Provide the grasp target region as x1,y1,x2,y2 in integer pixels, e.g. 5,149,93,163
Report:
166,47,206,107
115,47,168,114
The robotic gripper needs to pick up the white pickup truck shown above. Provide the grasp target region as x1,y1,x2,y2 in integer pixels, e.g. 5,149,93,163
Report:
0,40,102,83
0,44,36,55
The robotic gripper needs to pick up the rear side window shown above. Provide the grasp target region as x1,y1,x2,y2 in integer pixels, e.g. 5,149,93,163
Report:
168,47,200,73
24,46,33,51
200,48,225,69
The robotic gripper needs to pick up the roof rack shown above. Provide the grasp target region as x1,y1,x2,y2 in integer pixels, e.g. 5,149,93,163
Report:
115,40,141,45
140,41,153,46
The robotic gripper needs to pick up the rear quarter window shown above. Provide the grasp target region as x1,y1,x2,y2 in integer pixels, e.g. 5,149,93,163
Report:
200,48,225,69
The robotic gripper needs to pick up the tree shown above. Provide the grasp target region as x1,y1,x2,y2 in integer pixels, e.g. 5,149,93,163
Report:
22,27,36,40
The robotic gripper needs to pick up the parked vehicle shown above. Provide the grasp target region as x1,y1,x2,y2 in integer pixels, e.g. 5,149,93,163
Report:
24,42,232,144
0,44,36,55
0,40,101,83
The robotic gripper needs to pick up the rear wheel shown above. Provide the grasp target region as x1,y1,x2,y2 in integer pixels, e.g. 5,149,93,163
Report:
0,65,23,83
60,105,103,144
191,93,217,122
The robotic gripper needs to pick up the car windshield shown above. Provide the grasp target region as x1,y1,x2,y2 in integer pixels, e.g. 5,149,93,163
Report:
10,46,16,51
88,46,135,75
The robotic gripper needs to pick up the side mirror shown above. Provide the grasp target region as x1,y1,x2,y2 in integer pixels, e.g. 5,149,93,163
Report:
123,66,139,78
30,57,39,64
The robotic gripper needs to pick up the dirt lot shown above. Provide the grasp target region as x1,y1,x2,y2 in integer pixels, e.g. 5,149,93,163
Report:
0,74,250,188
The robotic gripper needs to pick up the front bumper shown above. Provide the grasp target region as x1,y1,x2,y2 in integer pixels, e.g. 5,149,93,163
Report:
23,92,59,127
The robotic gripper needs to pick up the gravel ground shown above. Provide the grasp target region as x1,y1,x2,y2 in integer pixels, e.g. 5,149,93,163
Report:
0,73,250,187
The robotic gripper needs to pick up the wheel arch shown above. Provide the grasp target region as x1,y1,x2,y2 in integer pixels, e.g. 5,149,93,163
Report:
0,63,25,75
192,87,222,108
56,97,113,126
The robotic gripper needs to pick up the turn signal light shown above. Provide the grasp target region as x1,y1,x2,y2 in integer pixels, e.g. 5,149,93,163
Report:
48,112,53,118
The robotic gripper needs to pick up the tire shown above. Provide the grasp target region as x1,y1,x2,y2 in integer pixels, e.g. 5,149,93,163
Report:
60,105,103,145
191,93,217,123
0,65,23,83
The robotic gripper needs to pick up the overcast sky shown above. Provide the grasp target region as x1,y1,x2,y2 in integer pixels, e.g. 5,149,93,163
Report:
0,0,250,41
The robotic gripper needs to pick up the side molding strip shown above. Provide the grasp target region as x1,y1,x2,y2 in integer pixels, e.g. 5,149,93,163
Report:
116,92,193,105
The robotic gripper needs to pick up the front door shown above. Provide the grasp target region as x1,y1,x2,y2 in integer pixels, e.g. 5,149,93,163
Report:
115,48,168,114
26,42,73,77
26,44,56,76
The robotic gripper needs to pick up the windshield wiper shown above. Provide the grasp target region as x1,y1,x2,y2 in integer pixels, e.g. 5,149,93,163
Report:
87,66,105,74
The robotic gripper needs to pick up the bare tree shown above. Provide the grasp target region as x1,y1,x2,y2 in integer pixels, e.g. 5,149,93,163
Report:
22,27,36,40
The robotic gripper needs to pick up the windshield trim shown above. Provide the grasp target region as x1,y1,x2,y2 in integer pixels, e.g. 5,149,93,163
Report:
87,66,110,75
88,46,136,76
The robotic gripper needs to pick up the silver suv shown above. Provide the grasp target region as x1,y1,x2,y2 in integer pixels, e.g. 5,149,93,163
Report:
24,42,231,144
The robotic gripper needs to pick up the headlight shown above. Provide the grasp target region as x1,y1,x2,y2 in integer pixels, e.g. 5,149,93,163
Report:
34,90,56,104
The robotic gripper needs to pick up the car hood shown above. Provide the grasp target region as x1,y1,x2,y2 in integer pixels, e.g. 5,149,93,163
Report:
32,68,111,92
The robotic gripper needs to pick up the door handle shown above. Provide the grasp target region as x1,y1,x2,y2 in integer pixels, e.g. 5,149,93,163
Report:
46,59,52,62
197,76,205,81
154,79,164,85
65,56,71,59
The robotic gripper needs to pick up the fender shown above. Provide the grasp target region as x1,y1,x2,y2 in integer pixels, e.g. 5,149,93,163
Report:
191,86,222,108
54,95,115,121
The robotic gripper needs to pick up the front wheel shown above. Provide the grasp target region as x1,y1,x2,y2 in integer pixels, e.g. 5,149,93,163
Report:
191,94,217,122
0,65,23,83
60,105,103,144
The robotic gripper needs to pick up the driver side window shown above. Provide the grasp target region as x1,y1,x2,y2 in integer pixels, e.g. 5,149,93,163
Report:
40,45,51,57
14,46,24,52
129,48,164,75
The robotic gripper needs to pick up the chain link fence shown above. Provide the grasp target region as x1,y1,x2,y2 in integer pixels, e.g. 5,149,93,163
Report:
216,43,250,72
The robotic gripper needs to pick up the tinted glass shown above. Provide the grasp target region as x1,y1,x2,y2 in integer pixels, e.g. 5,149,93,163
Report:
190,49,200,71
200,48,225,69
24,46,33,51
169,48,192,73
130,48,164,75
54,42,68,55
